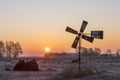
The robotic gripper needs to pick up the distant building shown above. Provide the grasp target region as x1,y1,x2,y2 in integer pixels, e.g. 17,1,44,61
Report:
44,52,77,58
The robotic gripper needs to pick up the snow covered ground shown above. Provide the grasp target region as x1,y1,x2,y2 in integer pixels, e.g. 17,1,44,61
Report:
0,57,120,80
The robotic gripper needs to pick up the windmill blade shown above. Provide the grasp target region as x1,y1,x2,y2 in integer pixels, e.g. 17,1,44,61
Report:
80,20,88,33
91,31,103,39
82,35,94,43
72,36,80,48
66,26,78,34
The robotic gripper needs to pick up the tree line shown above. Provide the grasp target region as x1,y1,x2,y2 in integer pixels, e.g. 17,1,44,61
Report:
76,47,120,57
0,41,23,58
76,47,101,56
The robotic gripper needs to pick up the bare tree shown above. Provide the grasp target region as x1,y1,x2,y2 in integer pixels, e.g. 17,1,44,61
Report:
116,49,120,57
106,49,111,54
76,47,101,56
94,48,101,55
75,47,89,56
5,41,13,58
12,42,23,58
106,49,112,56
5,41,23,58
81,47,89,56
0,41,4,58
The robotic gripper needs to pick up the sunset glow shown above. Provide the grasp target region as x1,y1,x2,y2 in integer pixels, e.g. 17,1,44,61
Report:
0,0,120,56
45,47,50,52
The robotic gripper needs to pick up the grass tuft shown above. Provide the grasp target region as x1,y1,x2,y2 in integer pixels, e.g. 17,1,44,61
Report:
48,61,98,80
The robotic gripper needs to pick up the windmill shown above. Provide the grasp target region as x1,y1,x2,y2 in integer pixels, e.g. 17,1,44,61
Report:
65,20,103,75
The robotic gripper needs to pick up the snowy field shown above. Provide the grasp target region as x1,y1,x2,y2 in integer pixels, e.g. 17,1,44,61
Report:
0,57,120,80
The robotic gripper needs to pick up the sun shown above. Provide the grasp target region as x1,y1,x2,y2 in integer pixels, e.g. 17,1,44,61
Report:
45,47,50,52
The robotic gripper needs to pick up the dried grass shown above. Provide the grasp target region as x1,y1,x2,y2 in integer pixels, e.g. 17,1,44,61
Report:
48,60,98,80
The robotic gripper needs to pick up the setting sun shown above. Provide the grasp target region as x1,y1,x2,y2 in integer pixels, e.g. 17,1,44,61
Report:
45,47,50,52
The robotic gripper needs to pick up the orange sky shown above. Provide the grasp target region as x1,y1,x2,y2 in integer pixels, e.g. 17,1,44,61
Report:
0,0,120,56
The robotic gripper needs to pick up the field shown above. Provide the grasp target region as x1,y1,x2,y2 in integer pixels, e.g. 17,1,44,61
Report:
0,56,120,80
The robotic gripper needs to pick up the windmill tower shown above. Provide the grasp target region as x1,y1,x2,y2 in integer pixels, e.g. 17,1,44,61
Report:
65,20,103,75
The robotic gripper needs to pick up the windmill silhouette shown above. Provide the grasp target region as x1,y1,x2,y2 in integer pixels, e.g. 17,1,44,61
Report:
65,20,103,75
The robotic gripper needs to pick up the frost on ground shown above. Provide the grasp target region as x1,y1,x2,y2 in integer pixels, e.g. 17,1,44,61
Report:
0,58,69,80
0,57,120,80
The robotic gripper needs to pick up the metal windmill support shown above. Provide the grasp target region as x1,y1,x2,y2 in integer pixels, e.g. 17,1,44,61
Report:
65,20,103,77
78,37,81,76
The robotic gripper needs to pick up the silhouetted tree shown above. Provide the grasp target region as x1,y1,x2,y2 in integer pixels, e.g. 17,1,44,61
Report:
88,48,95,56
6,41,12,58
94,48,101,55
12,42,23,58
0,41,4,58
76,47,101,56
80,47,89,56
5,41,23,58
106,49,111,54
116,49,120,57
106,49,112,56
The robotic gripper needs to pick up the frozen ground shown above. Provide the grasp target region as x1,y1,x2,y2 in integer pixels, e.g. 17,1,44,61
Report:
73,57,120,80
0,57,120,80
0,58,70,80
